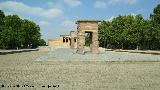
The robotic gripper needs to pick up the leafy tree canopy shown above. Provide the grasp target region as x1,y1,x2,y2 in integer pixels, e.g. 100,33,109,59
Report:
0,10,46,49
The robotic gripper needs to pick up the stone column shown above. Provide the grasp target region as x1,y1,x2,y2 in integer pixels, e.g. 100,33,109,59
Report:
70,37,75,49
77,31,85,54
66,38,68,43
74,37,78,48
63,37,66,43
91,32,99,54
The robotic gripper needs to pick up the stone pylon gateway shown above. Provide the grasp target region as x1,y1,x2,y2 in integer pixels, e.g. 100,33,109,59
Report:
76,20,100,54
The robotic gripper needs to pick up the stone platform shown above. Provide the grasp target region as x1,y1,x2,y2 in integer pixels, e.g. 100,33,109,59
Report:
36,48,160,61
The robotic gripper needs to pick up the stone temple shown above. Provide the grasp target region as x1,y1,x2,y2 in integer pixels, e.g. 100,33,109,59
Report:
48,31,77,48
48,20,100,54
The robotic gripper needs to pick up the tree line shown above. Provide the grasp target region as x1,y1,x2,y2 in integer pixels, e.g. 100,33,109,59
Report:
0,10,46,49
98,4,160,50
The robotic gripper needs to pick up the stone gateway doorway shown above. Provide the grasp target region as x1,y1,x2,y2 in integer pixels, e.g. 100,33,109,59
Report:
85,32,92,47
76,20,100,54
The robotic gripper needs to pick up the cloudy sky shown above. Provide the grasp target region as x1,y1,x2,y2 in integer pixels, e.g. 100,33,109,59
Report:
0,0,159,41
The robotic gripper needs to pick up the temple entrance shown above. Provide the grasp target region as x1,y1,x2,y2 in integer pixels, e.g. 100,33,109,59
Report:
85,32,92,53
85,32,92,46
76,20,100,54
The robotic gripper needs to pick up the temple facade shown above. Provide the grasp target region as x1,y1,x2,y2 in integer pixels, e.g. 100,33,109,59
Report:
48,20,100,54
48,31,77,48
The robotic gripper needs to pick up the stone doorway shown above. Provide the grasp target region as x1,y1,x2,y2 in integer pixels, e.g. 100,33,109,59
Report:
76,20,100,54
85,32,92,52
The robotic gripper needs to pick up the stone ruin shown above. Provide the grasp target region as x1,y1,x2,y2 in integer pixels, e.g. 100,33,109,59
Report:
48,31,77,48
76,20,100,54
48,20,100,54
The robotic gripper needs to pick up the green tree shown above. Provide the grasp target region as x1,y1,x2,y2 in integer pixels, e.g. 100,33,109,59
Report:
103,15,145,49
21,19,41,48
149,4,160,50
151,4,160,24
0,10,5,24
0,10,6,49
98,21,111,48
131,14,144,49
0,10,45,49
39,39,46,46
3,15,24,49
109,15,129,49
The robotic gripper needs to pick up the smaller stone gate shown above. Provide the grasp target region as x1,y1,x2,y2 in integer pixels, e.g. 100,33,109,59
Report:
76,20,100,54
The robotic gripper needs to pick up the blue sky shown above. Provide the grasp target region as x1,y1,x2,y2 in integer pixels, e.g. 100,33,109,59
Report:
0,0,160,42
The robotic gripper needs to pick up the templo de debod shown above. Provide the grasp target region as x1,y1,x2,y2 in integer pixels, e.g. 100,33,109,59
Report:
48,20,100,54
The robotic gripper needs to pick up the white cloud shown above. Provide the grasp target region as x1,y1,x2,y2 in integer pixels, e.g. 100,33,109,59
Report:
39,21,50,27
61,20,76,30
131,13,137,16
136,9,144,13
64,0,82,7
108,0,137,5
46,1,64,9
0,1,63,19
47,2,55,7
107,16,115,21
95,1,107,8
94,0,138,8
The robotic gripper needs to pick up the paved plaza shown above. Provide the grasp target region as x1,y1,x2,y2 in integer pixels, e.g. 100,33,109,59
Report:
0,49,160,90
36,48,160,61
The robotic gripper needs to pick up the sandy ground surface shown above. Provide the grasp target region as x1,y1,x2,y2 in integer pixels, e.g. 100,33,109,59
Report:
0,51,160,90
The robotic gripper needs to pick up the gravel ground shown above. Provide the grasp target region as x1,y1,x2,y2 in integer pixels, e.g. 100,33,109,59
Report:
36,48,160,61
0,50,160,90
